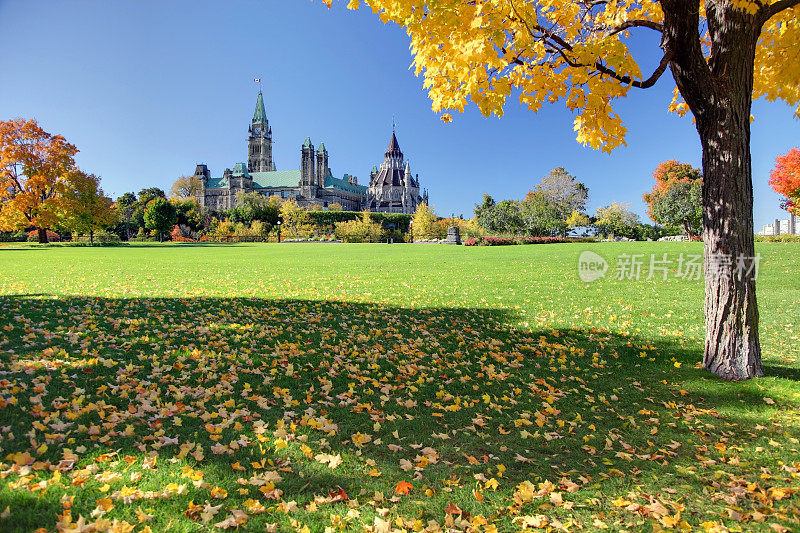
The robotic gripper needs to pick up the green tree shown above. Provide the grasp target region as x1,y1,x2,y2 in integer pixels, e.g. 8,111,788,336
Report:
491,200,524,235
133,188,167,230
279,198,312,239
172,197,207,235
411,202,436,240
59,171,116,245
595,202,640,239
520,191,563,236
643,161,703,224
144,197,177,242
651,181,703,236
231,191,279,226
474,195,497,232
113,192,138,240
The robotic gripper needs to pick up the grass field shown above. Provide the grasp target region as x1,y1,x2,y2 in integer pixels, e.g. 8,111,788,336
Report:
0,242,798,532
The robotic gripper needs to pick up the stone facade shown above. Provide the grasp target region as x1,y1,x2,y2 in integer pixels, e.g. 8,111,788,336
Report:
365,132,428,214
194,92,428,214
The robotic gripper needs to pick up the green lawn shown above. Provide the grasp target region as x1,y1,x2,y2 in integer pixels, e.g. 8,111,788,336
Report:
0,242,798,532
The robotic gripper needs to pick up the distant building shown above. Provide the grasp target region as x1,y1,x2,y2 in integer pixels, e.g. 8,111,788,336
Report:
365,131,428,214
193,92,427,214
760,214,798,235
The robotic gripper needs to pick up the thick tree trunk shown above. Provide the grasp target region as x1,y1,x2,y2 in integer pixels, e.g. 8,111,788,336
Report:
90,230,94,246
663,0,763,380
37,228,49,244
698,102,763,380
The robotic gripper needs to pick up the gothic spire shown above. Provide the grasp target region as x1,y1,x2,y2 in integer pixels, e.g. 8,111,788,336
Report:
252,91,268,125
385,132,402,158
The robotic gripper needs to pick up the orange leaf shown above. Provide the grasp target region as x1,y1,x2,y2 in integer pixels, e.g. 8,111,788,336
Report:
395,481,413,495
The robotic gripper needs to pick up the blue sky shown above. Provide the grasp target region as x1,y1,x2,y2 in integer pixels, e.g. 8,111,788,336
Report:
1,0,797,229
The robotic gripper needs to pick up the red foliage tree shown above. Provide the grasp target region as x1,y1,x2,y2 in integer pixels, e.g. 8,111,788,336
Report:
768,148,800,214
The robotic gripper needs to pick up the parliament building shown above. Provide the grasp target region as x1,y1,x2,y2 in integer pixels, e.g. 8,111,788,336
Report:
193,92,428,214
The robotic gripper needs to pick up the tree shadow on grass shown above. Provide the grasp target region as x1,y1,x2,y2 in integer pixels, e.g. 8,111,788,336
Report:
763,365,800,381
0,489,59,532
1,294,798,531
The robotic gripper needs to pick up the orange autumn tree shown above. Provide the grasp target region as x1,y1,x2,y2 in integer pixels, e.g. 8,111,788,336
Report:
328,0,800,380
0,118,79,243
768,148,800,214
643,160,703,219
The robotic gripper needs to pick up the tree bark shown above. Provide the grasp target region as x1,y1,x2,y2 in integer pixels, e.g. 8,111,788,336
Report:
37,228,49,244
697,101,763,380
663,0,763,380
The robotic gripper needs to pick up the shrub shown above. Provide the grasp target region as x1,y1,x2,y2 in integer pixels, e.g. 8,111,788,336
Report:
756,234,800,243
170,225,195,242
334,212,384,242
27,229,61,242
0,230,27,242
463,236,575,246
71,230,121,243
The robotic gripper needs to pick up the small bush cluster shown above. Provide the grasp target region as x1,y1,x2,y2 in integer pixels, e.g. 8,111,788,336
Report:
170,225,196,242
27,229,61,242
71,230,121,243
334,213,384,243
756,234,800,243
463,236,570,246
0,230,28,242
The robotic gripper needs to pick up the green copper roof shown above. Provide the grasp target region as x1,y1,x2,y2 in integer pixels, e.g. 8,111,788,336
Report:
252,170,302,188
203,170,365,195
206,177,225,189
325,174,367,195
232,162,249,176
317,142,326,153
252,92,267,124
302,137,312,148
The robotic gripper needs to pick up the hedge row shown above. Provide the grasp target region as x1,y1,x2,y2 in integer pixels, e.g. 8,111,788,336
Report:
306,211,412,232
463,236,587,246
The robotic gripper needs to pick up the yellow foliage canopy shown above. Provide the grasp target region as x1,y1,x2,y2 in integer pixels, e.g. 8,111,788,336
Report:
0,119,79,231
323,0,800,152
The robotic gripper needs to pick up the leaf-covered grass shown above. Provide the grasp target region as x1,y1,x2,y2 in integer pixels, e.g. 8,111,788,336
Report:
0,242,798,532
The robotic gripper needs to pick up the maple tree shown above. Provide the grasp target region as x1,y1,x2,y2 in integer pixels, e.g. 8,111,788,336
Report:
59,171,116,245
330,0,800,380
411,201,437,240
643,161,703,218
0,118,79,243
643,160,703,235
170,175,204,199
768,147,800,213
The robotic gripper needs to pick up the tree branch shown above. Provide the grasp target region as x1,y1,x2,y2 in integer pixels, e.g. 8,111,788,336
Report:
758,0,800,24
605,20,664,35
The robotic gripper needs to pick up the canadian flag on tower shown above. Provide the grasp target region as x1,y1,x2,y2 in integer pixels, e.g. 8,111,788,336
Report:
254,78,261,82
